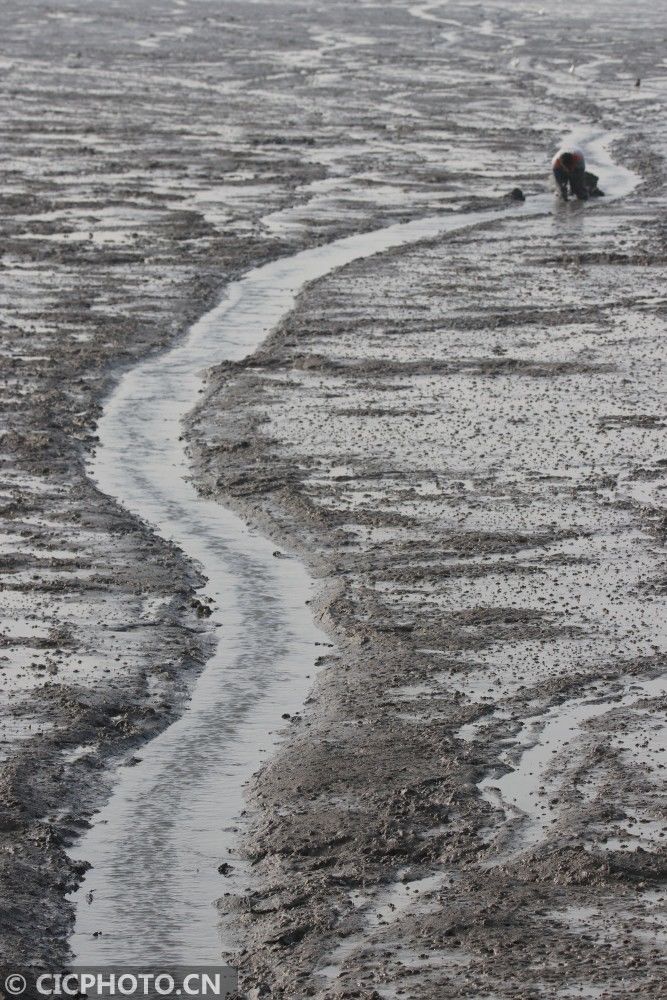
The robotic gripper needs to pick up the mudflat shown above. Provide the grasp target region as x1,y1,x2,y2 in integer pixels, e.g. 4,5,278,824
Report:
1,1,665,996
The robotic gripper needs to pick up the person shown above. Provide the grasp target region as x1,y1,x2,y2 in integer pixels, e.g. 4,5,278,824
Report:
552,146,589,200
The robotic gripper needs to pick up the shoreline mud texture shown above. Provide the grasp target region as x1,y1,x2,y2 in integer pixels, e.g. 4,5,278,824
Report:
1,0,665,995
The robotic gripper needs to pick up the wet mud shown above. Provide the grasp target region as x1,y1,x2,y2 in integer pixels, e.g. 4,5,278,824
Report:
1,0,666,996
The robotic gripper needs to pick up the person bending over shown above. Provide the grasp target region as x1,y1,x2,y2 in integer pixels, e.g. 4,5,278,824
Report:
552,147,588,201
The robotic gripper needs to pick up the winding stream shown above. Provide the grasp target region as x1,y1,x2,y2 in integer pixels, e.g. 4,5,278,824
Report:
68,131,636,962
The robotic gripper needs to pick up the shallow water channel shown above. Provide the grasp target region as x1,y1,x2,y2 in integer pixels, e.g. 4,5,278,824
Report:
68,131,636,962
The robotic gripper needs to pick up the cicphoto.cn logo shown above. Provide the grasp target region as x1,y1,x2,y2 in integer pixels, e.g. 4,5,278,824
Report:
0,968,238,1000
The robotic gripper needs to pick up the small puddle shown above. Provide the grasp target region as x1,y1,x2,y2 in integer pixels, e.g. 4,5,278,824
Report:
317,868,451,982
465,675,665,864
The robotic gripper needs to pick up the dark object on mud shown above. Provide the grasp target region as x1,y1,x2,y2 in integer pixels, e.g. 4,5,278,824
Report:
635,77,641,86
509,187,525,201
191,597,213,617
584,170,605,197
218,862,234,876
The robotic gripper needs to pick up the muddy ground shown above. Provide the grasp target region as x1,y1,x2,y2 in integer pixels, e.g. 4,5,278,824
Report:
1,0,665,994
